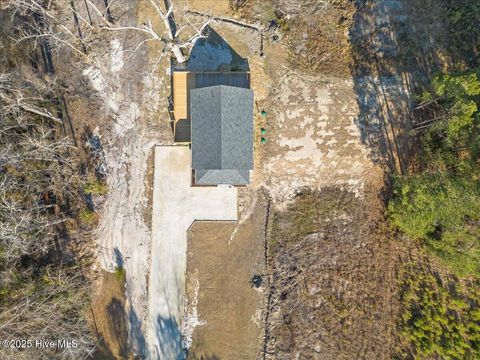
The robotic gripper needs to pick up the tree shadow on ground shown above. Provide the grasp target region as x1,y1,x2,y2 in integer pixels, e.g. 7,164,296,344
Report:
349,0,479,174
128,307,147,359
92,333,117,360
113,246,124,268
106,297,129,359
154,314,185,359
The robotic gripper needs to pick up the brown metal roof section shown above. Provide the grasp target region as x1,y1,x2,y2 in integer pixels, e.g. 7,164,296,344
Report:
173,71,195,122
173,71,189,121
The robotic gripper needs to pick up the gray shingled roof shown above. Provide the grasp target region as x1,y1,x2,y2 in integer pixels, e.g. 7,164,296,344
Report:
191,85,253,185
194,73,250,89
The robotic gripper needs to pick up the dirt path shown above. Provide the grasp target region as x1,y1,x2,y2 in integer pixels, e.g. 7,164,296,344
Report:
81,1,172,355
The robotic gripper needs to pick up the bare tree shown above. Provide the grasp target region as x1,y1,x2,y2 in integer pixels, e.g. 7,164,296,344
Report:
5,0,88,57
5,0,258,68
98,0,214,63
0,73,80,263
7,0,214,63
0,73,62,122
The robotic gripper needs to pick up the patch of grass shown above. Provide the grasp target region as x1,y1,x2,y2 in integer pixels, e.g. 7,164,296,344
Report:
270,188,362,251
0,287,10,300
114,267,126,282
79,209,96,225
84,180,108,196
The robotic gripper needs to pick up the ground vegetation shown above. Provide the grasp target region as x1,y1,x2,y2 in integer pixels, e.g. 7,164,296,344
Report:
389,72,480,277
265,188,401,359
0,5,100,360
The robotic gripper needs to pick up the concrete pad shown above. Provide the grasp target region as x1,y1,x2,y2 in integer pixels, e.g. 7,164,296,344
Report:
146,145,238,359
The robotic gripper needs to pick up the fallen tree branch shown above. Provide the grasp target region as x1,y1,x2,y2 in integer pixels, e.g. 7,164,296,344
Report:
185,10,262,31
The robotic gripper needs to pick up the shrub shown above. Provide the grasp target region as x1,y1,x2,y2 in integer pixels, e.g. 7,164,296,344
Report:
398,263,480,359
114,267,126,282
389,172,480,277
79,208,96,225
83,180,108,195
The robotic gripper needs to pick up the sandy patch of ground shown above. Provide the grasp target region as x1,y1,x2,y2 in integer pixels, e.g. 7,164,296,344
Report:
185,194,266,359
80,0,173,355
261,70,379,205
84,38,158,352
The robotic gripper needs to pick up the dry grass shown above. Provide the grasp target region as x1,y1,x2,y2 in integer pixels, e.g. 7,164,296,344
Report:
266,187,404,359
90,270,130,360
185,194,267,359
276,0,356,76
238,0,356,76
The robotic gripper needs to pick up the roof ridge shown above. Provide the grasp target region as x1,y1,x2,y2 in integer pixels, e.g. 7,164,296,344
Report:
196,169,248,183
235,169,247,182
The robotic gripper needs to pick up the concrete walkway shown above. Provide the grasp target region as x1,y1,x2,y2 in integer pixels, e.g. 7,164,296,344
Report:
146,146,238,359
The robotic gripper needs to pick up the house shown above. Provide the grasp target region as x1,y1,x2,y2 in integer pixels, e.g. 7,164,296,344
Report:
169,28,254,186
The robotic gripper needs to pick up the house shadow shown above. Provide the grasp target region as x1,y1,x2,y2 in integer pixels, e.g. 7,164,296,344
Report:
176,26,249,72
349,1,479,175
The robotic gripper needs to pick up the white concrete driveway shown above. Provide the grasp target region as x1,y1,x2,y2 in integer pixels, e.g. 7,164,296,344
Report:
146,146,238,359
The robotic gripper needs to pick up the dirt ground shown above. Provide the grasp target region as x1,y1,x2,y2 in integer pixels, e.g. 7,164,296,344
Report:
179,0,231,15
260,67,381,205
90,270,130,359
185,192,267,360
